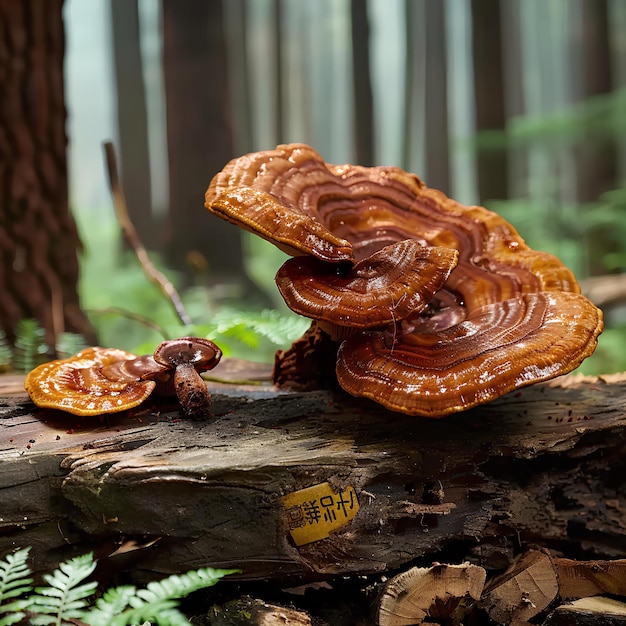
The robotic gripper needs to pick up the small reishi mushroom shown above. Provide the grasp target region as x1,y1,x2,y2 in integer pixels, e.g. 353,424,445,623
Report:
151,337,222,418
24,337,222,418
205,143,603,417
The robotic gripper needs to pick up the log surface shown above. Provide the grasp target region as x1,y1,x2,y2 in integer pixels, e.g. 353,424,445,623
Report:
1,366,625,581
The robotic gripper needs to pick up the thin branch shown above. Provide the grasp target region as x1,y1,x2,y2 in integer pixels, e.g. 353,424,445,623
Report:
102,140,193,326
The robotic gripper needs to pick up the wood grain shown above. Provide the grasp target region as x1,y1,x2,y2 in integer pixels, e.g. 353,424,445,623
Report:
1,367,625,581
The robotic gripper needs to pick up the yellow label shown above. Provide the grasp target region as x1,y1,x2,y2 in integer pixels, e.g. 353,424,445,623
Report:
281,482,360,546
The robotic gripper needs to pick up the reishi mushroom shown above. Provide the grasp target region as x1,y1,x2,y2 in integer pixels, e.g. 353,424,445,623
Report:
275,240,459,340
24,337,222,418
205,143,603,417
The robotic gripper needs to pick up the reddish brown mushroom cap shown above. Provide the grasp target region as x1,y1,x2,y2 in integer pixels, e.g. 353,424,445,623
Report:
24,347,156,416
336,292,603,417
152,337,222,372
275,240,459,329
205,143,604,416
152,337,222,418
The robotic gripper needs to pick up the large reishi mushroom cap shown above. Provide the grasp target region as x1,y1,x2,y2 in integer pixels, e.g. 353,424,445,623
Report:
205,143,604,417
275,239,459,330
24,347,156,416
337,292,603,417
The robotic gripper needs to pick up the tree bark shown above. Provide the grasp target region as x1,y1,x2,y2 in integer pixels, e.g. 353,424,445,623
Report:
351,0,374,166
162,0,245,290
110,0,154,249
0,0,95,348
1,367,625,584
471,0,509,203
423,0,449,193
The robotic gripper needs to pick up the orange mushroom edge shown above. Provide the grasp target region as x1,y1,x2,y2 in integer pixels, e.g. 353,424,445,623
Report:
24,347,156,416
205,143,604,418
24,338,223,418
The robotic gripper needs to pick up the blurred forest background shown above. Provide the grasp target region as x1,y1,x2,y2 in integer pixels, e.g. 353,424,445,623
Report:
2,0,626,373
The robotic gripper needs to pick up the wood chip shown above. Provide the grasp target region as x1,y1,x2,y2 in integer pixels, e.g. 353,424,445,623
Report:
554,557,626,599
377,562,486,626
480,549,558,624
545,596,626,625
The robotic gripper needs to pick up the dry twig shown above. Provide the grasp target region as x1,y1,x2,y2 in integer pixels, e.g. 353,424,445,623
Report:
103,141,192,326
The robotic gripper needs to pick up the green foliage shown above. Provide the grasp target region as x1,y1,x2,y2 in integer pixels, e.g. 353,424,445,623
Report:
0,332,12,373
54,333,90,361
0,322,89,374
0,548,235,626
28,553,97,626
76,210,307,362
12,320,48,374
0,548,33,626
473,86,626,151
87,569,234,626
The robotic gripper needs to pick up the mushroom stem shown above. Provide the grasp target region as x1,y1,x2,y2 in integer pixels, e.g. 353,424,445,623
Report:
173,363,212,418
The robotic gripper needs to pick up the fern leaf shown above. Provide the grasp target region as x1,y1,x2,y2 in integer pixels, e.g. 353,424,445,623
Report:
0,331,12,373
83,586,137,626
0,607,30,626
29,552,97,625
136,568,236,604
28,615,57,626
0,548,33,626
0,548,33,604
113,599,187,626
13,319,47,373
0,548,32,625
213,309,309,347
55,333,89,360
82,567,237,626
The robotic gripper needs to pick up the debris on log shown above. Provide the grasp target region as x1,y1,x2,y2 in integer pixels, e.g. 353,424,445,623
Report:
479,549,559,625
207,596,313,626
376,562,486,626
545,596,626,626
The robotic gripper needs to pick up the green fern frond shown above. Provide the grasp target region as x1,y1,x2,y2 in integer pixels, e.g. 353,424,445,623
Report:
12,319,48,373
84,567,237,626
0,547,236,626
0,547,33,626
28,552,97,626
55,332,89,360
213,309,309,347
0,331,12,373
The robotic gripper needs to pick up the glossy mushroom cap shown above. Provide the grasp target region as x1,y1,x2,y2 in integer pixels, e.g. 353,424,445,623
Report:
337,292,602,417
152,337,222,371
206,143,603,417
275,240,459,337
24,347,156,416
25,338,224,418
152,337,222,418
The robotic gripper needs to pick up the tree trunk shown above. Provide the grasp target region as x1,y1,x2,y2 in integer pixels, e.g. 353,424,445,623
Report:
0,0,95,349
471,0,509,203
162,0,246,291
351,0,374,166
2,366,625,584
576,0,618,276
110,0,154,249
423,0,450,193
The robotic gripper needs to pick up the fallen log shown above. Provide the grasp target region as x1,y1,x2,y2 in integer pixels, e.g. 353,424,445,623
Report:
1,365,625,584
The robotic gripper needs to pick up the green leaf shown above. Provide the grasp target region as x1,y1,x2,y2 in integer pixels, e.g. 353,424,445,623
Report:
29,553,97,624
0,548,33,626
0,548,33,604
82,567,237,626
